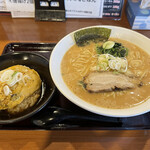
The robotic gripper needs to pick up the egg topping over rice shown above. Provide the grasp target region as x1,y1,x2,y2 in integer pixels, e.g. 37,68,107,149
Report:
0,65,41,112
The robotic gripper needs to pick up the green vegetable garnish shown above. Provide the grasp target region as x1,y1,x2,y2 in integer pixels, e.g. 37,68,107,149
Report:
102,41,115,49
113,71,120,75
96,41,128,57
78,81,86,89
74,27,111,47
12,71,18,78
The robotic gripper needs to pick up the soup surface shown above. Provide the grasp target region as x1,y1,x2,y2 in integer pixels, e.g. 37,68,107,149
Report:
61,38,150,109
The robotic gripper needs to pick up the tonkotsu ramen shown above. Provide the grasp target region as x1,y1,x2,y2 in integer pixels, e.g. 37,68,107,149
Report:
61,28,150,109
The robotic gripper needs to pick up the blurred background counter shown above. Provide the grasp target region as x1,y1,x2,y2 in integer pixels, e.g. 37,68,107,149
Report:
0,12,150,53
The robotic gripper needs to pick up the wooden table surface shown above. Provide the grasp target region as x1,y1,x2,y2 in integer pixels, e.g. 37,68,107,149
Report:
0,6,150,150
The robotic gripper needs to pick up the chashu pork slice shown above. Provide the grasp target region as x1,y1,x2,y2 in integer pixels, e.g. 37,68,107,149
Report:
83,71,135,93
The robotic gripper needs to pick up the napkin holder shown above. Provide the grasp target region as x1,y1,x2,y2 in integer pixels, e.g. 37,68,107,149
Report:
35,0,65,21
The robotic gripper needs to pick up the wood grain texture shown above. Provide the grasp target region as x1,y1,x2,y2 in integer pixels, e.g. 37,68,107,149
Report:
0,10,150,44
0,3,150,149
0,130,150,150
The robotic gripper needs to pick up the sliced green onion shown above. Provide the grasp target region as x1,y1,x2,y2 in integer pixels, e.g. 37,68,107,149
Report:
0,70,14,82
102,41,115,49
12,71,18,78
3,85,12,96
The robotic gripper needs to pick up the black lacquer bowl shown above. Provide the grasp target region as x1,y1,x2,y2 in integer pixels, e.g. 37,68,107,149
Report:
0,52,55,124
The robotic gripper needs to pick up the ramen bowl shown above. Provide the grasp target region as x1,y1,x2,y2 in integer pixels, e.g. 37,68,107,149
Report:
50,25,150,117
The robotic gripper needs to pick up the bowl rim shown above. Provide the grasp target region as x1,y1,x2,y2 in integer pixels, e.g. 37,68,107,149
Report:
50,25,150,118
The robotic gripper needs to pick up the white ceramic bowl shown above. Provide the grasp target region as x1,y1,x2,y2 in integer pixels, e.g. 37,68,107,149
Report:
50,25,150,117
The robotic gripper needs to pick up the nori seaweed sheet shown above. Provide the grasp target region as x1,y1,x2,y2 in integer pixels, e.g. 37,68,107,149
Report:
74,27,111,47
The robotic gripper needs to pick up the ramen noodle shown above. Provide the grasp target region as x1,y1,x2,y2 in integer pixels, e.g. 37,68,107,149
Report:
61,38,150,109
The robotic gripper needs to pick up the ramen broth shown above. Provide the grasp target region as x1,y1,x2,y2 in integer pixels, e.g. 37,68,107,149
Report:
61,38,150,109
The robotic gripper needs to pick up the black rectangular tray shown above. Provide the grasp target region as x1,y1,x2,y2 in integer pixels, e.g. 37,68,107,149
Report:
1,42,150,130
